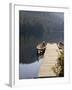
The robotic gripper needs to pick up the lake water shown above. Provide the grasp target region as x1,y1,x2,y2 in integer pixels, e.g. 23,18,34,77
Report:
19,11,64,79
19,58,43,79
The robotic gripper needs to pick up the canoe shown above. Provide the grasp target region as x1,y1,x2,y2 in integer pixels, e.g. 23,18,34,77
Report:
36,41,46,56
57,41,64,49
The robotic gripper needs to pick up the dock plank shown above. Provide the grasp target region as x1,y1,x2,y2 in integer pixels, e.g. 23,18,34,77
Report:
39,43,60,77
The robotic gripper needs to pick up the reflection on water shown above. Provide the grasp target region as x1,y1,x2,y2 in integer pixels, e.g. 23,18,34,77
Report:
19,58,43,79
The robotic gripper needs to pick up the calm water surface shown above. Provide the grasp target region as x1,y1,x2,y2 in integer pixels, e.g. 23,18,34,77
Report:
19,58,43,79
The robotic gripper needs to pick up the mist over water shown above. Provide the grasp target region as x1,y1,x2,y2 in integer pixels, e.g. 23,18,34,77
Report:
19,11,64,79
19,58,43,79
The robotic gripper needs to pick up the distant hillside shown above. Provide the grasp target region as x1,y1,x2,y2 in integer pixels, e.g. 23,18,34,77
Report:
20,11,64,32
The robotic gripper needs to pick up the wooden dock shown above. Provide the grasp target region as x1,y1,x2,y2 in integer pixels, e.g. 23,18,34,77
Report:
39,43,60,77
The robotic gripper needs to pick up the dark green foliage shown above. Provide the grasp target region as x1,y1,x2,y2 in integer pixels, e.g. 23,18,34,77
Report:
58,50,64,77
52,50,64,77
